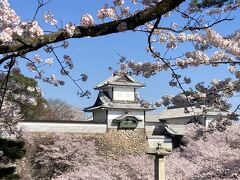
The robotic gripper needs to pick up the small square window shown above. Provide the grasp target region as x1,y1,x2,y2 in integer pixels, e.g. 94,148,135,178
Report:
126,93,131,98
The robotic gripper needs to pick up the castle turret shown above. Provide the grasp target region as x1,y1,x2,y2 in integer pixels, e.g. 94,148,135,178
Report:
84,73,154,129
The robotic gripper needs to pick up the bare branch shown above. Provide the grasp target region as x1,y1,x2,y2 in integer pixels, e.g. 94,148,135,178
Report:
32,0,53,22
157,17,233,33
49,47,88,97
233,104,240,113
0,58,15,110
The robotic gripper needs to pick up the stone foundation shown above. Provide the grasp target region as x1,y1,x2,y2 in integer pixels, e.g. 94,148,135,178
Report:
95,128,146,159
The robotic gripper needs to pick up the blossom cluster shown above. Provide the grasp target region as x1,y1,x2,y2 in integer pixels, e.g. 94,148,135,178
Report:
27,53,76,87
0,0,43,43
166,122,240,179
0,0,21,42
64,23,75,37
148,27,240,67
0,72,45,138
81,14,95,27
113,0,124,6
27,134,153,179
205,0,240,15
97,5,118,20
127,60,167,78
0,100,22,139
43,12,57,26
96,0,134,22
156,77,240,111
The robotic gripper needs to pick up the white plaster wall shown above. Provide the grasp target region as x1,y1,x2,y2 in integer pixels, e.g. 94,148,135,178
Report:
93,110,107,123
107,109,144,128
145,122,160,136
18,122,106,133
193,115,213,127
166,116,212,127
145,125,156,134
113,87,135,101
165,117,190,125
205,119,212,127
147,135,172,151
145,122,157,130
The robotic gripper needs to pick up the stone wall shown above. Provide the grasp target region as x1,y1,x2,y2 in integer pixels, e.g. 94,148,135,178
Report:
96,129,146,159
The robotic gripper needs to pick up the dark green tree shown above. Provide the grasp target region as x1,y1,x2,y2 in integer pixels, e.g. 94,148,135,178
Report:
0,138,26,179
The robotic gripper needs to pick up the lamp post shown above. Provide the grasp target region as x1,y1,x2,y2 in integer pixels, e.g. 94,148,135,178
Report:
147,149,171,180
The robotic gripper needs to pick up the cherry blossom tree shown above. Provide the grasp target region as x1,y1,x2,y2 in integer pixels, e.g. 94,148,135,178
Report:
22,121,240,179
166,122,240,180
25,134,153,179
41,99,86,121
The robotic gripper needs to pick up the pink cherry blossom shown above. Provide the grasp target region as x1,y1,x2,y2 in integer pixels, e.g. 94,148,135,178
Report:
64,23,76,36
81,14,95,27
44,12,57,26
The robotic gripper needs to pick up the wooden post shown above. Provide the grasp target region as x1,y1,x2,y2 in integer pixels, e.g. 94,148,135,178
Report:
154,155,166,180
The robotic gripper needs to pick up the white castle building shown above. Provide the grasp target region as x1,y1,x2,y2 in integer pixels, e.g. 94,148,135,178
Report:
19,73,228,152
84,73,154,129
84,73,228,151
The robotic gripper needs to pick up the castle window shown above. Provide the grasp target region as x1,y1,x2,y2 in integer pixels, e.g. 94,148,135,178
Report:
117,93,122,98
113,116,142,129
126,93,131,98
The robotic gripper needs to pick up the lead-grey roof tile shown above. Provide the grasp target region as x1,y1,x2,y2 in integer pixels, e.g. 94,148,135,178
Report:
94,74,145,89
146,106,228,122
165,124,186,135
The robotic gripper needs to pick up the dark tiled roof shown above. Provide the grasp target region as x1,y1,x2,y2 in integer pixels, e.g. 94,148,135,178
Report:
146,106,228,122
94,74,144,89
113,112,142,122
164,124,186,135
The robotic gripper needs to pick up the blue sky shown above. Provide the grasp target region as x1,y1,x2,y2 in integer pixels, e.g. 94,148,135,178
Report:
9,0,239,111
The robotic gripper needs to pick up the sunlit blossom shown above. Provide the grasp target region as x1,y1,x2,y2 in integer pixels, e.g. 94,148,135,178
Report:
45,58,54,65
81,14,95,27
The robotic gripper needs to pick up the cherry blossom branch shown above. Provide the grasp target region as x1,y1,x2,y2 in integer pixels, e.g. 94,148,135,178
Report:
20,56,47,80
0,58,15,110
31,0,53,22
196,0,230,8
49,47,90,98
147,16,195,113
0,0,185,61
233,104,240,113
157,17,233,33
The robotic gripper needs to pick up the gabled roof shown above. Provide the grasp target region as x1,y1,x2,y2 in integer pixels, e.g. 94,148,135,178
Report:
84,91,154,112
94,73,145,89
164,124,186,135
113,112,142,122
93,91,111,106
146,106,228,122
